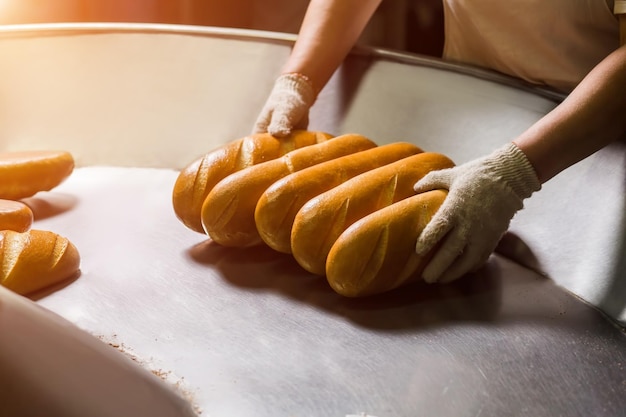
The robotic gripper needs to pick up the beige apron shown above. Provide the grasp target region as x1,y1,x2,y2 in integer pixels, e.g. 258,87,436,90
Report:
442,0,620,92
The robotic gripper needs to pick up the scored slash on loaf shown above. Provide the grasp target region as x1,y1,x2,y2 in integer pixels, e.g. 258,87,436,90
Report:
172,130,333,233
200,133,377,247
254,142,425,254
325,190,448,297
0,230,81,296
0,150,82,297
173,131,455,297
290,152,455,277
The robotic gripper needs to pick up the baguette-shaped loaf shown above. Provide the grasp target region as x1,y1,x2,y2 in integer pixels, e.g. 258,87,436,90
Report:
291,152,454,275
255,142,424,254
201,133,376,247
0,229,81,296
172,130,333,233
0,200,34,233
326,189,447,297
0,151,74,200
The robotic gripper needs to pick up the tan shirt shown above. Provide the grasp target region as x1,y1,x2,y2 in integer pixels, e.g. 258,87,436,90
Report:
442,0,620,92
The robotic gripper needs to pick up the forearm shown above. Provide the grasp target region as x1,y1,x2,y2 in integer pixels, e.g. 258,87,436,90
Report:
514,45,626,183
281,0,383,95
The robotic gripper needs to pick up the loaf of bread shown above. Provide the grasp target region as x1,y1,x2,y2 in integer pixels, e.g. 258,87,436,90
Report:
325,189,447,297
0,229,81,296
0,151,74,200
291,152,454,275
0,199,34,233
201,133,377,247
255,142,425,254
172,130,333,233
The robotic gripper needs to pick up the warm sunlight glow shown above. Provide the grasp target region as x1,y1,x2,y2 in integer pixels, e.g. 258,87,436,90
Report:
0,1,22,24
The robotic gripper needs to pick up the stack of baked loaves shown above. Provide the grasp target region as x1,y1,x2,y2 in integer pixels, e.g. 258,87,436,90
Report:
173,131,454,297
0,151,81,296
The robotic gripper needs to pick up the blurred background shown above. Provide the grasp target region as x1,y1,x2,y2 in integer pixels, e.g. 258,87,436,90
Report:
0,0,444,56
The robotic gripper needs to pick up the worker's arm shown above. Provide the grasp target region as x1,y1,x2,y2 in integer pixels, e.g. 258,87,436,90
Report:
254,0,382,136
515,45,626,183
281,0,383,94
415,45,626,284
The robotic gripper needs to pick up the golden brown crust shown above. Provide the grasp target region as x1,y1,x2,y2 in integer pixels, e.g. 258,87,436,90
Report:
0,229,81,296
291,152,454,275
0,151,74,200
172,130,333,233
0,199,34,233
255,142,425,254
201,133,377,247
325,190,447,297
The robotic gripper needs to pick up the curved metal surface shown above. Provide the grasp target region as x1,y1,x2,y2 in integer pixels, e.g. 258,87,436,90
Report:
30,166,626,417
0,21,299,42
0,23,624,417
0,285,196,417
0,22,566,102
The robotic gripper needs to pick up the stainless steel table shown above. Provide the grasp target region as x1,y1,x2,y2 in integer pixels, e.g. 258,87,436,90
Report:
0,23,624,417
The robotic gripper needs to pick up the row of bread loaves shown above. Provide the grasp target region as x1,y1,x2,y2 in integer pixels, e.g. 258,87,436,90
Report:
172,130,454,297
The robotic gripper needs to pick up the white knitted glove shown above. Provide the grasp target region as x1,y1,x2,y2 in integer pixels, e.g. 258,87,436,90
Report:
253,73,316,137
413,142,541,284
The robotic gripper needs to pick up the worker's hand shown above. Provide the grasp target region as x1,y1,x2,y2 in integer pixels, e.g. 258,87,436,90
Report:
253,73,316,137
413,142,541,284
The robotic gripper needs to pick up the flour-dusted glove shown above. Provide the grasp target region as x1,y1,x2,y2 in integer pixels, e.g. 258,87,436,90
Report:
413,142,541,284
253,73,316,137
